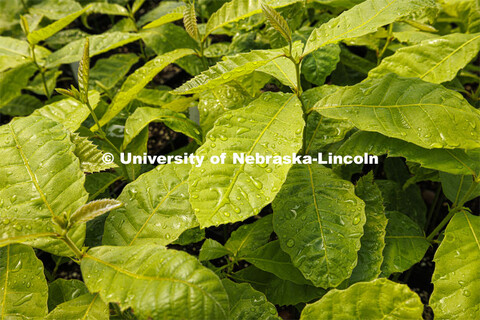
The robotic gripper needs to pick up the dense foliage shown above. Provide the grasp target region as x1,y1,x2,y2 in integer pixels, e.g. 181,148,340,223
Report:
0,0,479,319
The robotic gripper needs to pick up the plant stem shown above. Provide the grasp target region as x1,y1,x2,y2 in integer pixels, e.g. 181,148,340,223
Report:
60,233,84,260
377,24,393,63
30,44,51,99
426,184,442,232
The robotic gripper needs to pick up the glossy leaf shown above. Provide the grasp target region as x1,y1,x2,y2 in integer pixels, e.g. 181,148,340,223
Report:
430,211,480,319
222,279,280,319
313,74,480,150
204,0,302,39
174,49,283,94
123,107,202,149
300,278,424,319
258,56,297,89
0,63,37,108
71,134,117,173
32,91,100,132
0,116,87,256
272,164,365,288
347,172,387,284
184,3,200,41
70,199,123,226
46,32,142,67
380,211,430,276
301,44,340,85
103,163,197,246
0,244,48,319
27,6,89,45
225,215,274,258
189,92,304,227
143,5,186,29
303,0,437,55
90,53,139,91
47,279,89,311
199,239,232,261
262,3,292,43
87,3,129,16
97,49,195,128
370,33,480,83
337,131,480,177
233,266,325,306
78,38,89,103
81,245,229,319
46,293,108,320
440,173,480,203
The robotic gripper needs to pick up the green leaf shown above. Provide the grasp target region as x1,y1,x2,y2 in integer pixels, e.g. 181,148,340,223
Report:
32,91,101,132
313,74,480,150
300,278,424,319
103,163,198,246
26,68,62,97
132,0,145,14
301,44,340,85
30,0,82,20
369,33,480,83
0,116,87,256
46,32,142,67
303,0,437,56
199,239,232,261
261,2,292,43
134,87,178,107
85,172,120,201
90,53,139,91
337,131,480,177
222,279,280,319
87,2,129,16
233,266,326,306
46,293,109,320
430,211,480,319
0,244,48,319
189,92,304,227
97,48,195,128
272,164,365,288
70,199,123,226
0,63,37,108
242,240,312,285
376,180,427,227
78,38,89,103
28,6,89,45
347,172,387,284
258,56,297,89
205,0,302,39
47,279,89,311
142,5,186,29
380,211,430,276
71,134,117,173
81,245,229,319
184,3,200,41
440,173,480,203
173,227,205,245
0,94,42,117
173,49,283,94
225,215,274,258
123,107,202,149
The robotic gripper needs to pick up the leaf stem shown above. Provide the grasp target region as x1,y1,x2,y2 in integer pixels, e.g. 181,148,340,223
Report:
30,44,51,99
425,183,442,232
59,232,84,260
377,24,393,63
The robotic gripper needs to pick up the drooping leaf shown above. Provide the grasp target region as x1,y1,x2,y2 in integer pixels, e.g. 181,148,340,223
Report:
430,211,480,319
300,278,424,319
303,0,437,56
204,0,302,39
347,172,387,284
46,293,109,320
222,279,280,320
90,53,139,91
189,92,304,227
337,131,480,177
0,116,87,256
301,44,340,85
0,63,37,108
70,199,123,226
32,91,101,132
440,173,480,203
242,240,312,285
225,215,274,258
376,180,427,227
46,32,142,67
199,239,232,261
313,74,480,150
71,134,117,173
97,48,195,128
233,266,326,306
380,211,430,276
103,163,198,246
0,244,48,319
369,33,480,83
122,107,202,149
47,279,89,311
81,245,229,319
173,49,283,94
27,6,89,45
272,164,365,288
